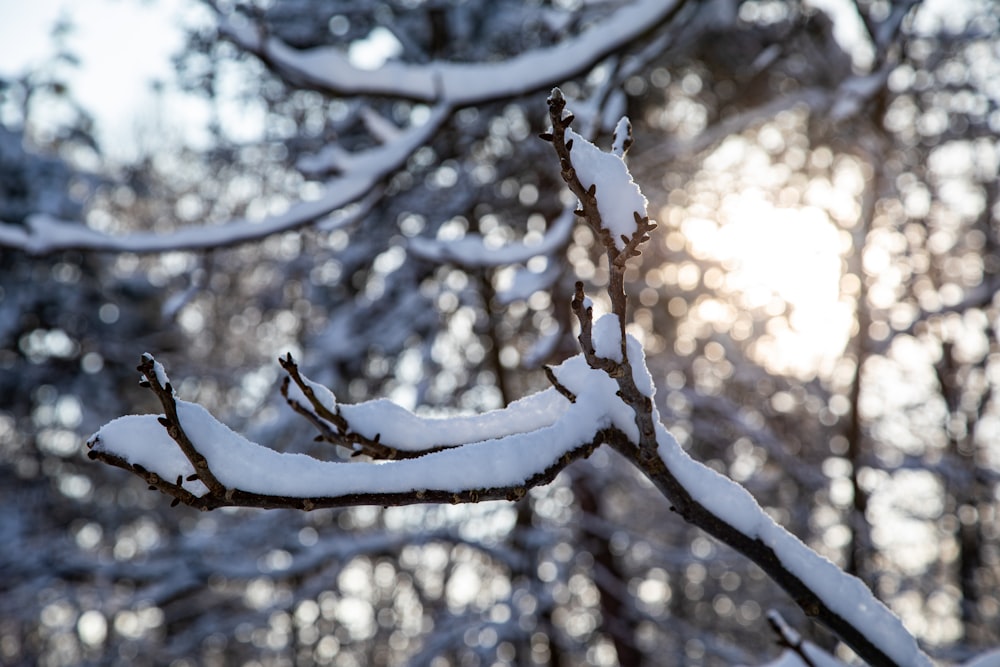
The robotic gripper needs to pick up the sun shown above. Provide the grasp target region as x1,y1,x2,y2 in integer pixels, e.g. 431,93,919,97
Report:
675,191,853,379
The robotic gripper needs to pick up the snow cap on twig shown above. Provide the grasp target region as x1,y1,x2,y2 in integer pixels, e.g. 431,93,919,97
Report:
564,127,647,250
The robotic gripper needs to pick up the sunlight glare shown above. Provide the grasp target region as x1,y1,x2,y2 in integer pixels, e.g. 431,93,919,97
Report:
677,194,851,377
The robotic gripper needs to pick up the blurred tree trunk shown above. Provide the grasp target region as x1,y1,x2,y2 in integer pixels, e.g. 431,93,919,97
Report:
574,469,643,666
844,144,879,590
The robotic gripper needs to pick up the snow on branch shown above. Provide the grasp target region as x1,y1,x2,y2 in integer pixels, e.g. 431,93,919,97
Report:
0,105,450,256
218,0,685,106
88,352,631,509
295,104,450,179
541,88,653,257
0,194,362,256
407,208,575,269
767,610,847,667
88,93,933,667
277,353,577,459
542,87,656,360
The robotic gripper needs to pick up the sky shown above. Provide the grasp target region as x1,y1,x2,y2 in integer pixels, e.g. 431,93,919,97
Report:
0,0,207,161
0,0,413,161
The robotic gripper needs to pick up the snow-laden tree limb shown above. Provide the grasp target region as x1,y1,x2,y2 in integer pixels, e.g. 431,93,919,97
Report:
0,0,684,257
87,339,930,666
88,91,933,667
407,207,575,269
89,351,622,508
218,0,686,105
0,105,449,255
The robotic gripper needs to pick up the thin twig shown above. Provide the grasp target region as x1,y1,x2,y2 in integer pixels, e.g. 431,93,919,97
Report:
138,355,227,497
278,353,457,460
543,88,655,358
543,365,577,403
570,281,622,376
766,611,818,667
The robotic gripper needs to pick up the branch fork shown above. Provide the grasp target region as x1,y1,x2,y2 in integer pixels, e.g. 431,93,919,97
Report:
541,87,657,360
277,353,437,460
85,92,932,667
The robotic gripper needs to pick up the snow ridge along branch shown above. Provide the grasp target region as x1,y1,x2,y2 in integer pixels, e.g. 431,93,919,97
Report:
89,93,930,667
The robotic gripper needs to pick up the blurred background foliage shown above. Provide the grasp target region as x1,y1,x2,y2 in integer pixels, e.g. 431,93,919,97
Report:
1,0,999,665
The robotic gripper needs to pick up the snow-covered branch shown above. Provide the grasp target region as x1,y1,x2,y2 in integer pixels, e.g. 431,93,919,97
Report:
541,88,654,355
88,351,620,510
87,93,935,667
407,208,574,269
218,0,685,105
0,194,361,255
0,105,450,255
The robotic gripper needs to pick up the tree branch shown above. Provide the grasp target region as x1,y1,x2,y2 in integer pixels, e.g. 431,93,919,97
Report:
138,354,226,498
766,611,820,667
87,92,933,667
88,428,606,512
0,103,449,255
217,0,688,105
88,352,609,511
279,353,451,460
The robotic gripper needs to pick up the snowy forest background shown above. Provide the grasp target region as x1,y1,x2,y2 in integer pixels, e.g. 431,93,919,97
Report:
2,0,1000,665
